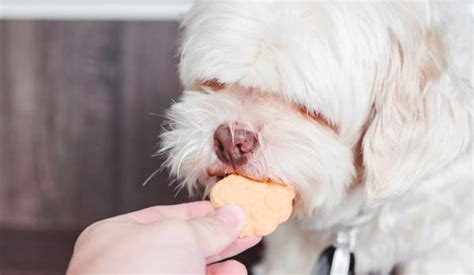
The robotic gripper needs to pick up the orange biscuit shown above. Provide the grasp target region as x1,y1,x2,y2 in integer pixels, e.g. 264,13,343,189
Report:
210,174,295,237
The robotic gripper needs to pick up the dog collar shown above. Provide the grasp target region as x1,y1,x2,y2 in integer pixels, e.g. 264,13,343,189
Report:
310,209,377,275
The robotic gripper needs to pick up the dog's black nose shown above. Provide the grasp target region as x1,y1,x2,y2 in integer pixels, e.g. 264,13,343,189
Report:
213,124,258,168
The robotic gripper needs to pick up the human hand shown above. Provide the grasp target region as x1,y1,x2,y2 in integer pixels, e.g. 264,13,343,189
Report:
67,201,261,274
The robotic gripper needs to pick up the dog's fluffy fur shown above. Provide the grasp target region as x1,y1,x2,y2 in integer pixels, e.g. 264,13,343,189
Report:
160,1,473,273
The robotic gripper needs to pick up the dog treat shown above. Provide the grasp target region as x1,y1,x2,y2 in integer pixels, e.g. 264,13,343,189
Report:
210,174,295,237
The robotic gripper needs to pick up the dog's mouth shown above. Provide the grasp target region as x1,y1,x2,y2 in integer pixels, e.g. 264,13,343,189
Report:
216,175,225,181
207,165,235,181
207,165,287,185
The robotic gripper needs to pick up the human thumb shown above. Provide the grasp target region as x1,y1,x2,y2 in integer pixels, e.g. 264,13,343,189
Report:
188,204,246,257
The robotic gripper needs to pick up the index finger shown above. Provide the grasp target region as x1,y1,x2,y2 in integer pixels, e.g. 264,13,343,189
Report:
110,201,216,224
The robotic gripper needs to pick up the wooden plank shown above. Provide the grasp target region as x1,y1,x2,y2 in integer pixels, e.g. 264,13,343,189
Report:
0,227,80,274
0,21,50,227
44,21,123,228
116,21,188,214
0,22,11,222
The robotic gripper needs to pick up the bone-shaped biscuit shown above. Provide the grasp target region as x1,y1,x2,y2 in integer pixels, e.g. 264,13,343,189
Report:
210,174,295,237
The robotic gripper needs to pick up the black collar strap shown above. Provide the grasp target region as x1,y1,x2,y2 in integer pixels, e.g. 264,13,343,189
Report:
310,208,378,275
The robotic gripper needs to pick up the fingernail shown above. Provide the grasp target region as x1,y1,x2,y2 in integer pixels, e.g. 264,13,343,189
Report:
215,204,245,227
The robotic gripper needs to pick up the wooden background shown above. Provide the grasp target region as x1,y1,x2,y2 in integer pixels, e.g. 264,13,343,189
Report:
0,21,261,274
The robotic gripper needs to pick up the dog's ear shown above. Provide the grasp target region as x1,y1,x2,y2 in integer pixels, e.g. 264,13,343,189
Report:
362,26,471,205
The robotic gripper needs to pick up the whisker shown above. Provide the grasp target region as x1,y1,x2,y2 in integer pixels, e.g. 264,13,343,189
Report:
176,145,196,179
142,168,160,186
148,112,164,118
167,177,177,187
229,122,235,144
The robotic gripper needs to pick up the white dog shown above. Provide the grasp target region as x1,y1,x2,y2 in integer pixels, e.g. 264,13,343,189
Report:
160,1,473,274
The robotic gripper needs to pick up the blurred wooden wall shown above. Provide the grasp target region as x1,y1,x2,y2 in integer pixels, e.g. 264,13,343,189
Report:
0,20,184,229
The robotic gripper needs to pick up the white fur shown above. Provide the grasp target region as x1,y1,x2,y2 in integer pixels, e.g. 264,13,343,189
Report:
161,1,473,273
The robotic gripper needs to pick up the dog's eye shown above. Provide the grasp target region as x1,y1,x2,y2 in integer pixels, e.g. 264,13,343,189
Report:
297,106,338,133
200,79,226,91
